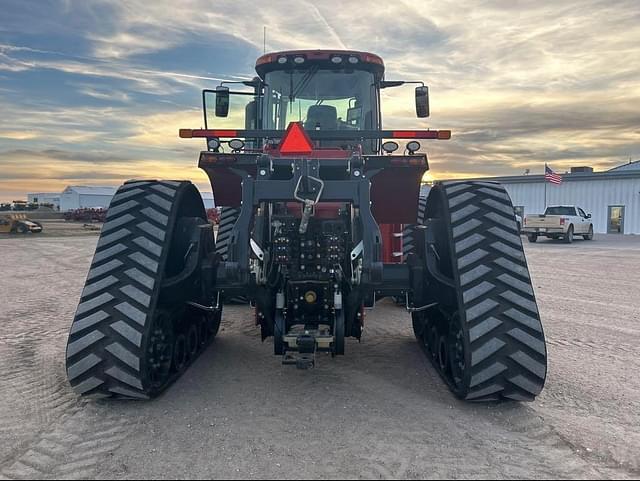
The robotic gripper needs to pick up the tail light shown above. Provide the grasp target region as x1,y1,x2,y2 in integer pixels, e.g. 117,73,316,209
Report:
560,217,566,225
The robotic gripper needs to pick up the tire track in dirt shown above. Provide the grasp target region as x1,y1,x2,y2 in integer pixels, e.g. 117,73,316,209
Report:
0,404,133,480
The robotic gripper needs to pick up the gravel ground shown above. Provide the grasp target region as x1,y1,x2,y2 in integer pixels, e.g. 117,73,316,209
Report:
0,233,638,479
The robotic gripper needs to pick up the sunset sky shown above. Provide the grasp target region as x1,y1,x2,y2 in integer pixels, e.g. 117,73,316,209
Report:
1,0,639,202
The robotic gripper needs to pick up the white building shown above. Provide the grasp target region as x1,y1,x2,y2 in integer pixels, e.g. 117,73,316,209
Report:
201,192,215,209
452,162,640,235
54,185,215,213
59,186,117,212
27,193,61,210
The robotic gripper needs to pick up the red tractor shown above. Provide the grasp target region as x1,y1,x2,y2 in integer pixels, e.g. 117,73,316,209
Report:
65,50,547,402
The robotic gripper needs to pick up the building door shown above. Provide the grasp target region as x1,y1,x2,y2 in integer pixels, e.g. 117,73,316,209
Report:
607,206,625,234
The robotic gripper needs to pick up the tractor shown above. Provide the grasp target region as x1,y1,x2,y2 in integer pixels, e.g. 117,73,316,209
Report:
65,50,547,402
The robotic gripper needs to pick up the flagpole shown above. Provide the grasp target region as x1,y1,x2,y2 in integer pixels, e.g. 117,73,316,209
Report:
544,163,549,210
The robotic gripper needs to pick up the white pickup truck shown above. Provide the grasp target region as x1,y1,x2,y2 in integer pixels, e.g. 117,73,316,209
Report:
524,205,594,243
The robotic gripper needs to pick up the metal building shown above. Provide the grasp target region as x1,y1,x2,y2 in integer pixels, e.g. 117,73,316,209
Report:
59,186,117,212
447,161,640,235
201,192,215,209
27,193,61,210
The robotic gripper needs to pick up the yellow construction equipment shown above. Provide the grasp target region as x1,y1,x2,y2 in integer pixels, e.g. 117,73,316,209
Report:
0,213,43,234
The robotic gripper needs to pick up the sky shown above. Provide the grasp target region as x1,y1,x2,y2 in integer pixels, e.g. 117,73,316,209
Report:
1,0,639,202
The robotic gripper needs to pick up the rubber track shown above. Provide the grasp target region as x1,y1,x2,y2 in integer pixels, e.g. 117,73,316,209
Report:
215,207,248,304
437,181,548,401
401,195,427,260
65,180,193,399
215,207,240,262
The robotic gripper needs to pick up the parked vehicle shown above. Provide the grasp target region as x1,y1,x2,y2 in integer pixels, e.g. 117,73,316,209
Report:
524,206,594,243
515,213,523,233
0,214,43,234
63,208,107,223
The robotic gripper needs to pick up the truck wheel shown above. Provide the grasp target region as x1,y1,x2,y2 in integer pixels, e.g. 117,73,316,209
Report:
65,180,217,399
583,225,594,241
527,234,538,243
564,225,574,244
16,223,29,234
415,182,547,402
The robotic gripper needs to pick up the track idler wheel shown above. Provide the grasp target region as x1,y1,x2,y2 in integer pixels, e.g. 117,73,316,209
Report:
415,181,548,402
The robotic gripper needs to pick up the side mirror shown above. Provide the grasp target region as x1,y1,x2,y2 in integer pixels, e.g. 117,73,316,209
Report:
587,213,592,219
215,86,230,117
415,86,430,118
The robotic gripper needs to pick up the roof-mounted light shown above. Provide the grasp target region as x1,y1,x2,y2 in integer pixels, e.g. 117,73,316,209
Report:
382,141,399,154
331,56,343,64
348,56,359,64
294,56,305,64
208,138,220,150
406,141,421,154
277,56,288,64
228,139,245,151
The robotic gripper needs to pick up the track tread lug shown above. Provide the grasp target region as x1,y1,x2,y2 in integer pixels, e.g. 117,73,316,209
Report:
114,302,147,326
106,200,138,220
87,259,123,281
471,338,506,366
66,331,105,358
469,317,502,342
110,321,143,347
140,207,169,226
470,362,507,388
105,343,140,372
67,354,103,381
105,367,143,390
455,233,486,253
507,328,547,356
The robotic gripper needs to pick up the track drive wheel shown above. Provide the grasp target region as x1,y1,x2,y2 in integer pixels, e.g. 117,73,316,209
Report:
415,181,548,402
65,180,218,399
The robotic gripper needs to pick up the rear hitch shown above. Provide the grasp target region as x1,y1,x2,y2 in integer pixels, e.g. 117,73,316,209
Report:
283,334,317,370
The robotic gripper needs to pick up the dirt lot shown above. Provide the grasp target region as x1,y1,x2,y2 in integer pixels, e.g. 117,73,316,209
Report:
0,234,638,479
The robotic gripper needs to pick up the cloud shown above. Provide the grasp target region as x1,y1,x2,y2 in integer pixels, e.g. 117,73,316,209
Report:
0,0,639,200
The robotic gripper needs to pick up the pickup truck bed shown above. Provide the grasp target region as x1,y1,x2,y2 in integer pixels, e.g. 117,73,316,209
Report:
524,206,594,244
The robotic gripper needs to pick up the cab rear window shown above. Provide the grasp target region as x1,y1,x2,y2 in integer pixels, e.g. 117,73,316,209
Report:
545,207,575,216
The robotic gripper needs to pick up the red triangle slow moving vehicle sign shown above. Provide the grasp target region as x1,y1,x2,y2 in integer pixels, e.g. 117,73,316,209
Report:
278,122,314,156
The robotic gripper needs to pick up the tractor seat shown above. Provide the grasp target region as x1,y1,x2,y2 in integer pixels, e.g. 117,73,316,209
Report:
305,105,338,131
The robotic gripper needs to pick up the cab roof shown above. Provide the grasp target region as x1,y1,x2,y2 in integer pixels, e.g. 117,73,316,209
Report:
255,50,385,79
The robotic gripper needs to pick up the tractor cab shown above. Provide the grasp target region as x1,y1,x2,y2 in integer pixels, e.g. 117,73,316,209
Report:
199,50,430,154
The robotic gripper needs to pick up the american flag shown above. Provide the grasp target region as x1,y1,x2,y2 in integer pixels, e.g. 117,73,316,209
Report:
545,164,563,185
